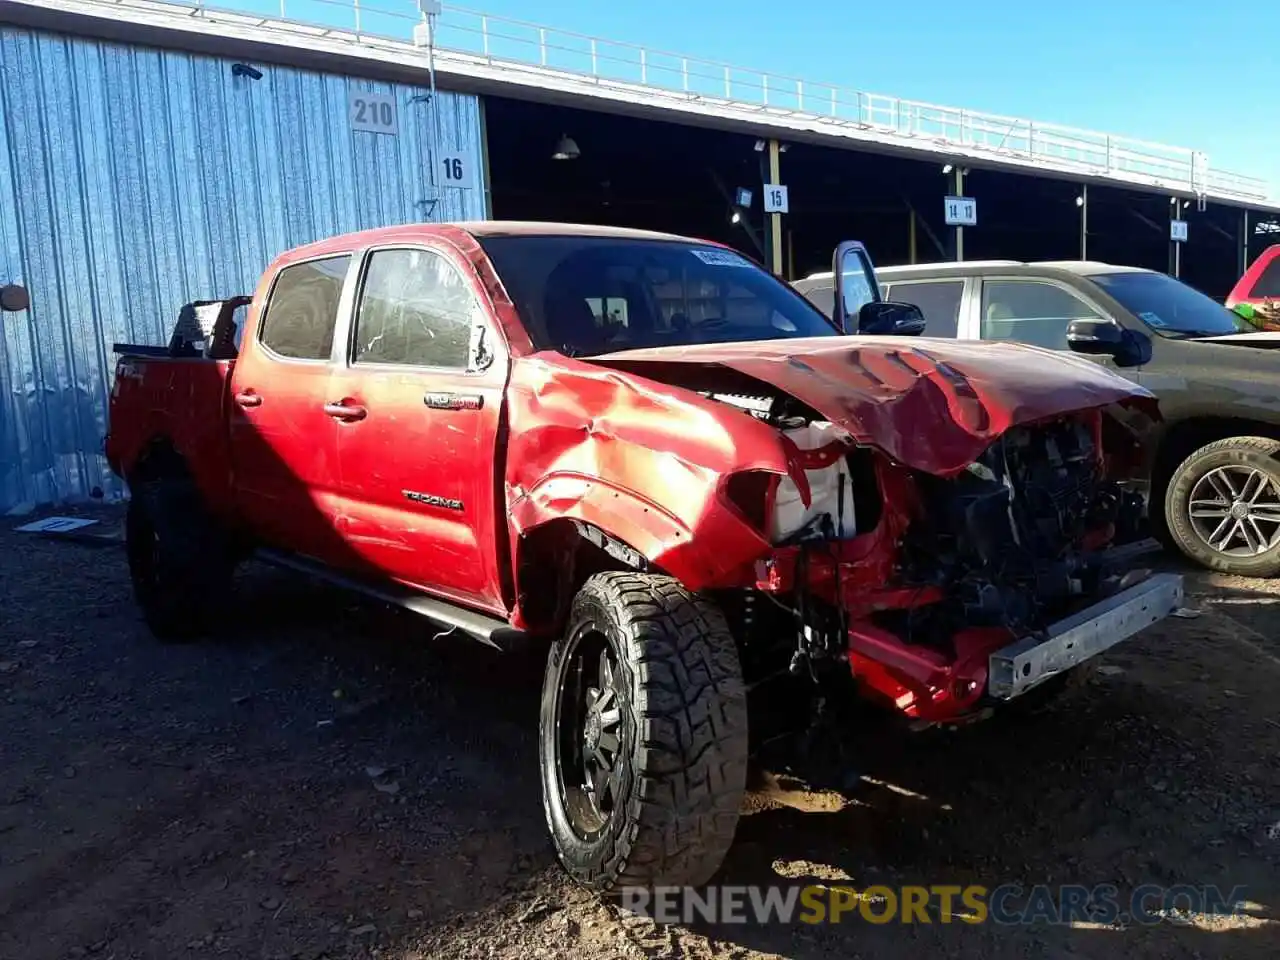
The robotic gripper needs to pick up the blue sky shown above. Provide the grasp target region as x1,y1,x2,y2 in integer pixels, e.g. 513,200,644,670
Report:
436,0,1277,194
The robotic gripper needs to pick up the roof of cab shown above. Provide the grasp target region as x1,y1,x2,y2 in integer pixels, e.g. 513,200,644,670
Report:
277,221,698,263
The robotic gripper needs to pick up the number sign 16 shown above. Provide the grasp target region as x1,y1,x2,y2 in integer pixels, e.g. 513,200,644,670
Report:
350,91,398,136
439,148,477,191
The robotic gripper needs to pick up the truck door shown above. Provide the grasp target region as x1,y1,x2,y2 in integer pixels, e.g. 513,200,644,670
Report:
324,244,510,614
228,254,352,561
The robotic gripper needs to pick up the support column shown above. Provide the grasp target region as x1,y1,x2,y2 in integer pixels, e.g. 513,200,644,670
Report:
952,166,966,262
1079,184,1088,260
768,139,783,276
1240,209,1251,277
908,207,918,264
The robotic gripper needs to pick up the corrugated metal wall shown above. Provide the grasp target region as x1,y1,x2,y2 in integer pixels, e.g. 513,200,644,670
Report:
0,27,487,514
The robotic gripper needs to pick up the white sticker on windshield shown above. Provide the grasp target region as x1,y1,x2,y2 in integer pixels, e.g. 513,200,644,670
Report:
1139,311,1167,328
690,248,754,268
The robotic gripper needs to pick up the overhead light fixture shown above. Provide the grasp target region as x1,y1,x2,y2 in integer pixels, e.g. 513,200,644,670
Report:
552,134,580,160
1075,195,1085,207
1182,200,1191,209
941,163,954,174
730,209,743,224
753,139,766,152
231,63,263,80
1170,197,1178,205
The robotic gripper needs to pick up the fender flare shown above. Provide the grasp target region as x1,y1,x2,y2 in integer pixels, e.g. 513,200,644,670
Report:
508,472,769,592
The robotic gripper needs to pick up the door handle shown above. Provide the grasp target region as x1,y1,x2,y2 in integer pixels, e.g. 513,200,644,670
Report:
234,391,262,408
323,401,368,422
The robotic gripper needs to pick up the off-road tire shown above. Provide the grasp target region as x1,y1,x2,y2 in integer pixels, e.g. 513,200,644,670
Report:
1165,436,1280,577
126,476,233,641
538,572,749,894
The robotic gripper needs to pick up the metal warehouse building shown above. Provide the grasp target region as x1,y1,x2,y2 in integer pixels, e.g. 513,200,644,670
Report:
2,0,1278,514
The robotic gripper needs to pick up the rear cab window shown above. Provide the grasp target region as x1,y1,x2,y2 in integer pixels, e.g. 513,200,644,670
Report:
258,256,352,360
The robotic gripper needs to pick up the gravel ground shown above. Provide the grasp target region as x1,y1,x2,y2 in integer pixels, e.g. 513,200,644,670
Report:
1,504,1277,959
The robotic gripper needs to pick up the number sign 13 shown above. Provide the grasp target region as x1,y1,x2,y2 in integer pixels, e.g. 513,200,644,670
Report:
350,91,398,136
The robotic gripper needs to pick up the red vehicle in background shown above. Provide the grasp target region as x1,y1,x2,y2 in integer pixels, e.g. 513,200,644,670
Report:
1227,244,1280,330
105,223,1182,894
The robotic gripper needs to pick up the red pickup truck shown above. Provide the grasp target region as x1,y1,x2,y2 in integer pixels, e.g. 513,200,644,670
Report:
106,223,1182,893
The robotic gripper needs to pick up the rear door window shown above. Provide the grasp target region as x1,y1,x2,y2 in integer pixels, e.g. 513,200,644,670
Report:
259,256,351,360
883,279,964,337
979,279,1100,350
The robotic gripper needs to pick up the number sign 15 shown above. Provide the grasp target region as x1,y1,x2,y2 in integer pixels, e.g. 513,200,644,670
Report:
350,91,398,136
763,184,789,214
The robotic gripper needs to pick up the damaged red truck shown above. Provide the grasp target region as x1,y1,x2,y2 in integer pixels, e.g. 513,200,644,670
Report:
106,223,1183,893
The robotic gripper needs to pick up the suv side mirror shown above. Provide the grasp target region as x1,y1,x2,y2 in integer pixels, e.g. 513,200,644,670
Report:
1066,318,1124,355
0,284,29,312
858,300,927,336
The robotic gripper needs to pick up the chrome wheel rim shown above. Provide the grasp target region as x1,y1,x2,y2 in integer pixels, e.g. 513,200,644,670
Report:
1188,465,1280,557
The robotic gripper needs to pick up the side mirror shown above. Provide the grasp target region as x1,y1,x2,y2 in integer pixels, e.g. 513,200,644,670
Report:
858,300,927,336
831,240,882,333
1066,318,1124,355
0,284,29,313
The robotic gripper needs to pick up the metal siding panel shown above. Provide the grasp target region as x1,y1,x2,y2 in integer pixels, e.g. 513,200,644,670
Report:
0,27,487,513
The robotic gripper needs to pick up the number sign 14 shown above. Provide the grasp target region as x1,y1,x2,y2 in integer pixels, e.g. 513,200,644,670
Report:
349,91,398,136
944,196,977,227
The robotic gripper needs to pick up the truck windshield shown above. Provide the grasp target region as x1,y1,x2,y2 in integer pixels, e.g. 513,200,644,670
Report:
479,235,839,356
1090,270,1250,339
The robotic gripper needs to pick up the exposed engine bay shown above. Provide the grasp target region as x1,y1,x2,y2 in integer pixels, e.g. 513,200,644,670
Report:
901,417,1148,633
704,395,1154,735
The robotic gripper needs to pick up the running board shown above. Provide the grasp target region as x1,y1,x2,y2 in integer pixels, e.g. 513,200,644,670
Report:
255,549,528,652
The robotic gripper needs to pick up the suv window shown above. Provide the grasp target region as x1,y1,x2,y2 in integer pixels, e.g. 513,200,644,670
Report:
882,280,963,337
353,248,478,368
259,256,351,360
797,282,835,318
980,279,1099,350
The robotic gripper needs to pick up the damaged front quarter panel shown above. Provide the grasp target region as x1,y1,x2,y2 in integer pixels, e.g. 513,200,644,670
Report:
503,352,799,605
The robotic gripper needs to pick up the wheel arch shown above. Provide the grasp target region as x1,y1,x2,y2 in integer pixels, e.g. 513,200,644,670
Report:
1153,415,1280,498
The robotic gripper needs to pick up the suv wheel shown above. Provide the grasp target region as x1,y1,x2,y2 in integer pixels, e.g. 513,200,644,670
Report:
1165,436,1280,577
538,572,748,893
126,477,233,640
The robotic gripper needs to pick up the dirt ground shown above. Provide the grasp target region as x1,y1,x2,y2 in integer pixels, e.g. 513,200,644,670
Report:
1,504,1277,960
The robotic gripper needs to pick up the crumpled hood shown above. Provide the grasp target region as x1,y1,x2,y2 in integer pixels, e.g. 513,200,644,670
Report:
591,335,1158,476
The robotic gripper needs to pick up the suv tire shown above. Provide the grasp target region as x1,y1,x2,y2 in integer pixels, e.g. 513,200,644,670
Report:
1165,436,1280,577
538,572,748,893
126,477,234,640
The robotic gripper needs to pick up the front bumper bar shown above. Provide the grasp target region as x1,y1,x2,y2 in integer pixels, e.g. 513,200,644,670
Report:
988,572,1184,700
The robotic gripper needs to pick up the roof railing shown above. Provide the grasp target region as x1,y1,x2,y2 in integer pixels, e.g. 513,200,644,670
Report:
81,0,1274,202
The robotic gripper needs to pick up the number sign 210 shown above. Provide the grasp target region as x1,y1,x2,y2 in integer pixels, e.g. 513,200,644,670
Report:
349,91,398,135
